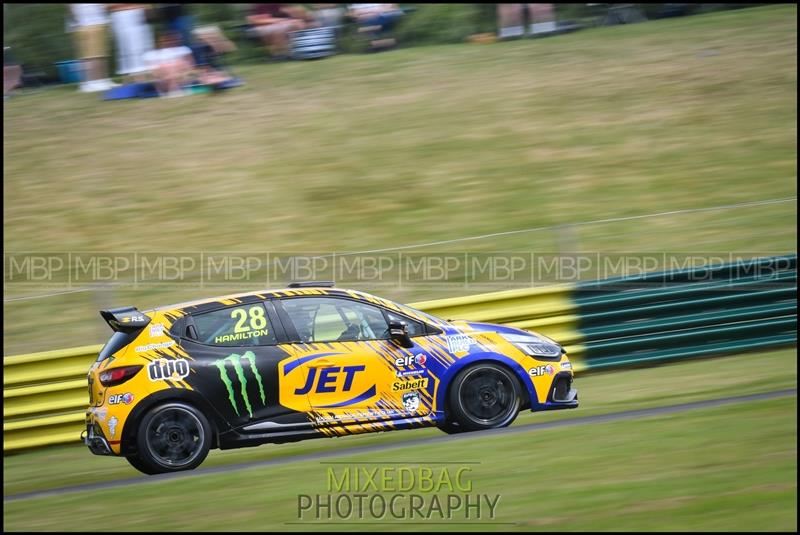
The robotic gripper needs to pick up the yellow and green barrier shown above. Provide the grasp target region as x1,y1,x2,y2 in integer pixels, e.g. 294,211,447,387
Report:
3,255,796,452
574,254,797,370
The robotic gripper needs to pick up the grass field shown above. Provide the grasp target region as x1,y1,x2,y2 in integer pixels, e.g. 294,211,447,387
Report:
3,349,797,531
2,5,797,355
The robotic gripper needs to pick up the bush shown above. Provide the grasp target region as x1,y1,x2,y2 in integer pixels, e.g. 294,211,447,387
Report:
394,4,493,46
4,4,73,80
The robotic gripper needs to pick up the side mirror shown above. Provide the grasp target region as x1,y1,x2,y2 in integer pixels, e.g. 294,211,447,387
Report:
388,320,414,348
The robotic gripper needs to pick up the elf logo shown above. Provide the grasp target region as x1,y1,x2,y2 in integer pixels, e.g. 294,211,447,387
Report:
394,353,427,367
108,392,134,405
529,364,555,377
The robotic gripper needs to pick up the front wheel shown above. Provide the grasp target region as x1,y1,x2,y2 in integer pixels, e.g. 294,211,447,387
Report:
127,401,212,475
445,363,522,432
436,419,464,435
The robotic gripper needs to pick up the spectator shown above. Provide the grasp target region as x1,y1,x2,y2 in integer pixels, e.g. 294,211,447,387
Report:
108,4,155,81
497,4,556,39
247,4,312,60
142,31,193,97
157,3,195,49
4,47,23,98
347,4,404,51
529,3,556,35
70,3,117,92
192,25,237,69
312,4,345,29
142,31,233,97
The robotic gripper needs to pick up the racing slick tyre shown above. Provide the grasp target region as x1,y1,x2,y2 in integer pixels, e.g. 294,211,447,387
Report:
436,419,465,435
127,401,212,475
446,362,522,432
125,452,155,474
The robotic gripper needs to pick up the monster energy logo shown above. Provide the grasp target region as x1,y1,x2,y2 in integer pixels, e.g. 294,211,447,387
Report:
213,351,266,418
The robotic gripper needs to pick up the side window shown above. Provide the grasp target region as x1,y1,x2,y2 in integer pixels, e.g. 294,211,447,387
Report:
385,310,425,337
191,304,276,346
281,297,389,343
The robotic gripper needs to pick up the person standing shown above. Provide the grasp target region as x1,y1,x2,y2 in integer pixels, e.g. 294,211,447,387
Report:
70,3,116,92
528,3,556,35
4,47,23,98
157,4,195,49
108,4,155,81
497,4,557,39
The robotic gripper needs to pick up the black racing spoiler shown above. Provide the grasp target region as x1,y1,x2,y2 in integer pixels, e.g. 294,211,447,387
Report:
288,281,335,288
100,306,151,333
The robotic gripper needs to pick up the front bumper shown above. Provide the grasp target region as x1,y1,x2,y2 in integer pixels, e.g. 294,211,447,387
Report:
536,372,579,411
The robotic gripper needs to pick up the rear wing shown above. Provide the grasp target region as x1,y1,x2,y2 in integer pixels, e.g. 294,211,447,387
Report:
100,306,151,333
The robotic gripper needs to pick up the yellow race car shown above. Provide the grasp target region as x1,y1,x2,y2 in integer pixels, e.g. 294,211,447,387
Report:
85,282,577,474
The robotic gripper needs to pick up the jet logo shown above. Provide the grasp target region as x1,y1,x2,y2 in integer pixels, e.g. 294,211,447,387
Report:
295,365,366,395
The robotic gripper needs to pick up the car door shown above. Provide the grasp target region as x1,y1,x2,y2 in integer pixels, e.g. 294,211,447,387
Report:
176,300,307,429
274,296,436,426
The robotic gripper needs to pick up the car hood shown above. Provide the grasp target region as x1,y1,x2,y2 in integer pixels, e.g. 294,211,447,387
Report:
451,320,535,337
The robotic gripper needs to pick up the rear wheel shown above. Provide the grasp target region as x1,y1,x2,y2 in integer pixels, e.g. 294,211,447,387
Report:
444,363,522,433
127,401,212,475
125,452,154,474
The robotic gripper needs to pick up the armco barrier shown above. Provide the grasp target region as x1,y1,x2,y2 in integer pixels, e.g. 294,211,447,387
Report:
3,255,796,452
3,346,102,450
575,255,797,369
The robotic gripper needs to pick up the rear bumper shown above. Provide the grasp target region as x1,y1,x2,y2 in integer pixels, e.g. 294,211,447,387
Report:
83,420,114,456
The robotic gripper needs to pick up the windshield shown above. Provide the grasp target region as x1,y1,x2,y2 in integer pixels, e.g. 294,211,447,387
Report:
398,303,447,328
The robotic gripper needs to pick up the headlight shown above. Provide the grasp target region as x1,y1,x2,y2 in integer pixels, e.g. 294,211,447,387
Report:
501,332,563,359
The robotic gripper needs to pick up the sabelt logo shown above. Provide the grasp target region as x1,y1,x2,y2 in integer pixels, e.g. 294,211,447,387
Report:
392,378,428,392
214,351,267,418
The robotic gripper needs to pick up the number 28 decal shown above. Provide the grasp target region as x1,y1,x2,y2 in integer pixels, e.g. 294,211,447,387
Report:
213,306,270,345
231,306,268,333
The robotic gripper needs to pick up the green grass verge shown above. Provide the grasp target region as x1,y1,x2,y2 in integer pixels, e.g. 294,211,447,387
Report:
3,5,797,354
3,395,796,531
4,348,796,499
